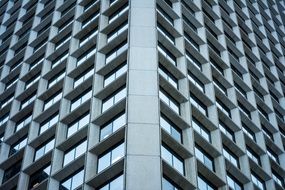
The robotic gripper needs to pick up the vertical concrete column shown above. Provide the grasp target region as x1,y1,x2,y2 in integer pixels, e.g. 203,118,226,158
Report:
125,0,161,189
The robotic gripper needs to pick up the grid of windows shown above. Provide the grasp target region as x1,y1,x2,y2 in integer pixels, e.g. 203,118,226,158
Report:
0,1,285,189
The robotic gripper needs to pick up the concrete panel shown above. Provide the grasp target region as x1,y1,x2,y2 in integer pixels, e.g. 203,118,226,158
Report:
130,7,156,27
126,155,161,190
128,47,157,70
127,123,160,156
130,26,156,48
128,95,159,124
128,70,158,96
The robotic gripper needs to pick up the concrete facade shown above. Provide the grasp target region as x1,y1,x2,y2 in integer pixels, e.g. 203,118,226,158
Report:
0,0,285,190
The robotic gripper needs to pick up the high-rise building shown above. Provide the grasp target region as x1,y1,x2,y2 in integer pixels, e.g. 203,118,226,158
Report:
0,0,285,189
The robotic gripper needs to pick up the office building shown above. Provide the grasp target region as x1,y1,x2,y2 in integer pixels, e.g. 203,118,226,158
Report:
0,0,285,189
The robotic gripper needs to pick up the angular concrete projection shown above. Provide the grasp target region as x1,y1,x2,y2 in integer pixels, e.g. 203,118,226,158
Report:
0,0,284,190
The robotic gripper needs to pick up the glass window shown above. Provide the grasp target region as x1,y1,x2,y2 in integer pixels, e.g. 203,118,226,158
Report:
99,174,124,190
188,72,204,92
159,66,178,89
246,147,260,165
105,42,128,64
21,93,37,109
195,145,214,171
161,145,184,175
192,118,211,142
227,174,243,190
108,4,129,24
2,160,22,183
158,43,176,65
39,113,59,135
100,113,126,140
29,164,51,189
43,91,62,111
162,177,181,190
9,136,28,156
197,175,214,190
63,140,87,166
159,90,180,114
97,142,125,173
223,147,239,168
34,138,55,160
104,64,127,87
251,173,265,190
219,121,235,141
70,89,92,111
60,169,84,190
216,99,231,117
107,22,128,43
15,114,32,132
160,115,182,143
48,71,65,88
190,93,207,116
102,87,126,112
67,113,90,138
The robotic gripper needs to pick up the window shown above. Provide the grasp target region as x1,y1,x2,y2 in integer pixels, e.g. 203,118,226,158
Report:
107,22,128,43
60,169,84,190
219,121,235,141
52,51,69,69
70,89,92,111
98,174,124,190
162,177,181,190
21,93,37,109
188,72,204,92
30,56,44,71
159,66,178,89
105,42,128,64
48,71,65,88
160,116,182,143
28,164,51,189
82,10,100,28
39,113,59,135
44,91,62,110
108,4,129,24
97,142,125,173
157,5,173,26
58,16,74,33
104,64,127,87
77,46,96,66
84,0,98,11
63,140,87,166
102,87,126,112
5,75,19,89
195,145,214,171
34,138,55,160
157,24,175,45
74,67,94,88
251,173,265,190
161,145,184,175
55,33,72,50
241,123,255,141
9,136,28,156
158,43,176,66
25,74,41,89
213,78,227,95
197,175,215,190
79,28,98,47
0,113,9,126
192,118,211,142
100,113,126,141
67,113,90,138
159,90,180,114
216,99,231,117
223,147,239,168
15,114,32,132
272,171,284,188
0,94,14,108
227,174,243,190
190,93,207,116
266,147,278,163
2,160,22,183
186,51,202,71
246,147,260,165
